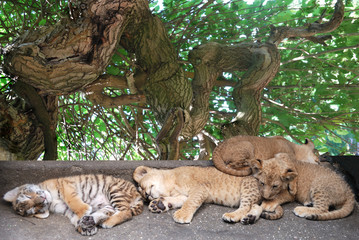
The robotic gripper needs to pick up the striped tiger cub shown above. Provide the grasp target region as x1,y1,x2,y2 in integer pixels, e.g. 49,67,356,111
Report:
3,174,143,236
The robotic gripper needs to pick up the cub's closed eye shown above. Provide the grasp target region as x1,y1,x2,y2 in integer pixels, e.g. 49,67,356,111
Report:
272,185,278,189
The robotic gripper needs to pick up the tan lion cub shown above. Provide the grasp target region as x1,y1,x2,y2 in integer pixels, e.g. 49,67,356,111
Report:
251,153,356,220
133,166,262,224
213,136,319,176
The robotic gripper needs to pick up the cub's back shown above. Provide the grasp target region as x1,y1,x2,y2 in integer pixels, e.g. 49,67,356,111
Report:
40,174,139,204
170,166,245,193
295,162,354,200
219,136,293,159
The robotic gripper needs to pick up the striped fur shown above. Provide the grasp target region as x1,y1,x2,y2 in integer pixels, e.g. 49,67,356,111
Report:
3,174,143,236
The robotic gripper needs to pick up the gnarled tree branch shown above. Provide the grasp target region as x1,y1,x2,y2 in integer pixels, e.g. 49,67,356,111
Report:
3,0,135,95
268,0,344,45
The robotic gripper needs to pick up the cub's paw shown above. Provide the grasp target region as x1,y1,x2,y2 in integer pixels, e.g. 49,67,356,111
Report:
241,205,262,225
261,201,278,212
77,215,98,236
261,205,283,220
241,214,257,225
222,212,241,223
173,209,192,224
149,197,172,213
293,206,317,219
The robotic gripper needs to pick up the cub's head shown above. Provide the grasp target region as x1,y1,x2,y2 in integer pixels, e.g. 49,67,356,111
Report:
3,184,51,218
133,166,172,201
251,153,298,200
296,138,319,164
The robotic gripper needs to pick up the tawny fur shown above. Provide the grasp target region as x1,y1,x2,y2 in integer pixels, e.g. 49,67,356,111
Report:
212,135,319,176
133,166,263,225
252,153,356,221
3,174,143,236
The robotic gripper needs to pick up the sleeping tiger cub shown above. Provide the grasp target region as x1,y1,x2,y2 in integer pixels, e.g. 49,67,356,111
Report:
133,165,263,224
3,174,143,236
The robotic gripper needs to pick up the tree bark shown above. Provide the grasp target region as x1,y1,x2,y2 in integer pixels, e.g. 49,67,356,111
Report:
3,0,135,94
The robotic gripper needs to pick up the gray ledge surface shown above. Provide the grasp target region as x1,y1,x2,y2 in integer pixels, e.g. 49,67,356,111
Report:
0,160,358,240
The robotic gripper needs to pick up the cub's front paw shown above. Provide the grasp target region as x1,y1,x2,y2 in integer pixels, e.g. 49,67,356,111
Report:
222,212,241,223
261,201,278,212
173,209,192,224
149,197,173,213
240,214,257,225
77,215,98,236
241,204,262,225
261,205,284,220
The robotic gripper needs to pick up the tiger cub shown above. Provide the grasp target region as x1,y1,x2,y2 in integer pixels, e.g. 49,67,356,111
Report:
3,174,143,236
251,153,356,220
133,166,263,224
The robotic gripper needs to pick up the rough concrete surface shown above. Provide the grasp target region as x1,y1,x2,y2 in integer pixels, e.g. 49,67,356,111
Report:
0,161,358,240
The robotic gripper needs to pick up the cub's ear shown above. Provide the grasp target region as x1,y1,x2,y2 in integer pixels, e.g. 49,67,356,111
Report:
133,166,152,182
304,138,315,149
3,186,20,202
281,168,298,182
250,159,263,176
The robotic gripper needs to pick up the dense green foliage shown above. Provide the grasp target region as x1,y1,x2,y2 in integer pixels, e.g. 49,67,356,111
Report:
1,0,358,159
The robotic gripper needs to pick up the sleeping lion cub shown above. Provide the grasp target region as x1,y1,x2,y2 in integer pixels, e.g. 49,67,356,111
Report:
213,136,319,176
133,166,262,224
251,153,356,220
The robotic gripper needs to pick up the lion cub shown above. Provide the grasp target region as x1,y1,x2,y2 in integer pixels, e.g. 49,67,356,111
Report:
133,166,262,224
251,153,356,220
213,136,319,176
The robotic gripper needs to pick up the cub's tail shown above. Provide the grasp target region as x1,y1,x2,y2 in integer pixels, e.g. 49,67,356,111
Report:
212,142,252,176
307,194,356,220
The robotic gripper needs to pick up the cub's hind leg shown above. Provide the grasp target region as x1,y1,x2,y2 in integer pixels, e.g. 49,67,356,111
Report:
222,177,261,224
101,182,143,229
293,189,329,220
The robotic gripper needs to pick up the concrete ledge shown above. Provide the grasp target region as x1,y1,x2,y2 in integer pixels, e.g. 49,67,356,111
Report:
0,161,358,240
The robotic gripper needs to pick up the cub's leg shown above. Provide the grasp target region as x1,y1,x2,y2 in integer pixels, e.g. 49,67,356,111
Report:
77,207,113,236
101,209,133,229
222,177,261,224
260,205,284,220
293,188,329,219
149,196,187,213
60,179,92,218
101,188,142,229
240,204,263,225
173,187,209,224
261,189,295,220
